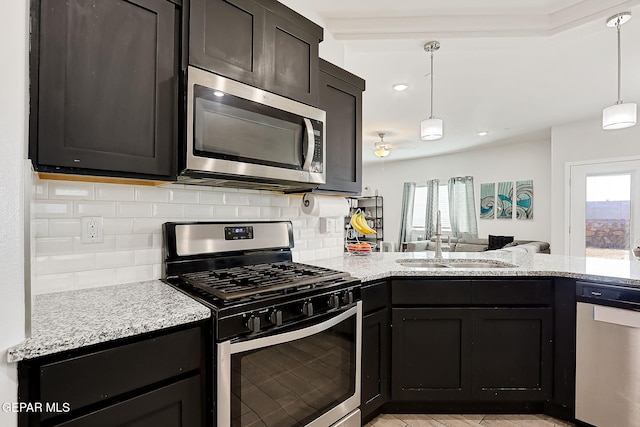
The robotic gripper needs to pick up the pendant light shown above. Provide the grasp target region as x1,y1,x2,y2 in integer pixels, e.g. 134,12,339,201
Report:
374,132,391,158
421,41,443,140
602,12,637,130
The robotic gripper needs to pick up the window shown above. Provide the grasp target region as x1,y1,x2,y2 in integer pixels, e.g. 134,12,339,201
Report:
411,184,451,233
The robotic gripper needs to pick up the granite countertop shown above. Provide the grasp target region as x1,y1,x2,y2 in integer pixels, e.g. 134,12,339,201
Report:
7,280,211,363
305,251,640,287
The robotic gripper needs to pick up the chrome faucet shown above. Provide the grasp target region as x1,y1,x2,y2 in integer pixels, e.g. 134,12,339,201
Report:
434,210,443,258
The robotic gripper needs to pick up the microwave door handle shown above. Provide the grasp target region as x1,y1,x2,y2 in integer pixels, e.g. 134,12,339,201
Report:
302,118,315,171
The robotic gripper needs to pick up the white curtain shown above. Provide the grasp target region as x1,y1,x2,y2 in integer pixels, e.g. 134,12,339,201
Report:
424,179,439,239
398,182,416,249
448,176,478,238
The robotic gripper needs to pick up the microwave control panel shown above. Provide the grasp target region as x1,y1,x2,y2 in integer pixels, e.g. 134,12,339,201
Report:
310,120,324,173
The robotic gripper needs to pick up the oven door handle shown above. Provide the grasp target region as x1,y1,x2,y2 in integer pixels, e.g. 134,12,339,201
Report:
228,303,359,354
302,118,315,172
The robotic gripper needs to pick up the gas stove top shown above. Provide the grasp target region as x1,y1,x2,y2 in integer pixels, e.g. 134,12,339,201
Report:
179,261,350,301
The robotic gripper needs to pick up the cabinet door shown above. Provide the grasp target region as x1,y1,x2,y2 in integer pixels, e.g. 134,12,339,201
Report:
392,308,473,401
361,308,390,419
54,376,203,427
263,11,320,106
189,0,266,87
35,0,177,178
472,308,553,401
317,62,363,194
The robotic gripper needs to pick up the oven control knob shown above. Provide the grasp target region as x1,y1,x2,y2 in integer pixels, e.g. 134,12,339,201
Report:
302,301,314,317
269,310,283,326
328,294,340,309
246,315,261,333
342,291,354,305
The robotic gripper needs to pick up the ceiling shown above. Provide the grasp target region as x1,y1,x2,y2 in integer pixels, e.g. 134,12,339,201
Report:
283,0,640,164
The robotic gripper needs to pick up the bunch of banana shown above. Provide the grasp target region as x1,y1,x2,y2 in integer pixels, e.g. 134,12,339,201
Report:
350,212,377,235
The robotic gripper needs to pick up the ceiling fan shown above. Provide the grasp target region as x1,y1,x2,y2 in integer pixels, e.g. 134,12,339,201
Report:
373,132,417,158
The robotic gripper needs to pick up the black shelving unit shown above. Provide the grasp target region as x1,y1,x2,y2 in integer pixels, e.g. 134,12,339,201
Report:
346,196,384,252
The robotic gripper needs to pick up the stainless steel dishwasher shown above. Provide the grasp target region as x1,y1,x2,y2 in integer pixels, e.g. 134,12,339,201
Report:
575,282,640,427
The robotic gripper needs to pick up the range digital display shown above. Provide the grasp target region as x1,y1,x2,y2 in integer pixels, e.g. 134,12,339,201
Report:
224,226,254,240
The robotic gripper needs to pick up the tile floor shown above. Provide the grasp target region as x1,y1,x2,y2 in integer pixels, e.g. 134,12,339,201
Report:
365,413,575,427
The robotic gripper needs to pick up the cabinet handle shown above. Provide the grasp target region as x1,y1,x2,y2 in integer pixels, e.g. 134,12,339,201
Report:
302,118,315,171
591,291,602,296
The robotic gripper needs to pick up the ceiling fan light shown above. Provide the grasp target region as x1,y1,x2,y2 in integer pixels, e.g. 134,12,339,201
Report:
374,147,390,157
421,118,443,140
603,102,637,130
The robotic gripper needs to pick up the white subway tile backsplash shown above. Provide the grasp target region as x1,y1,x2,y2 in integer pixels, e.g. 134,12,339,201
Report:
199,191,224,205
103,218,134,235
36,237,74,255
35,200,73,218
96,251,135,269
169,188,199,204
33,180,345,294
134,248,162,266
224,193,250,205
238,206,261,219
152,203,185,218
134,186,170,203
48,219,81,237
117,202,153,218
213,205,237,218
116,234,154,250
72,235,117,253
48,181,94,200
96,183,135,201
186,204,214,218
48,253,96,274
133,218,165,234
116,265,154,283
75,201,116,217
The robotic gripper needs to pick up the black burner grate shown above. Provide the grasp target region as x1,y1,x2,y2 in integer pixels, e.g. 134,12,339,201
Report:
179,262,349,300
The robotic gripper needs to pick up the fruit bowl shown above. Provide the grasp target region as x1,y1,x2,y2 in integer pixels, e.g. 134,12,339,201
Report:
345,241,376,255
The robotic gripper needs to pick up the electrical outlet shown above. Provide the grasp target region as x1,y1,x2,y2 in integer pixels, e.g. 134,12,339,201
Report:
81,217,104,243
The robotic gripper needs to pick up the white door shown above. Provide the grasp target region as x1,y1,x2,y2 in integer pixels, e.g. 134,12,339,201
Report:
569,160,640,259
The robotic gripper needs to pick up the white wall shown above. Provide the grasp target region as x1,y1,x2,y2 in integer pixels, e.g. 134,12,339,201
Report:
363,138,552,249
0,0,28,424
550,117,640,255
32,179,345,294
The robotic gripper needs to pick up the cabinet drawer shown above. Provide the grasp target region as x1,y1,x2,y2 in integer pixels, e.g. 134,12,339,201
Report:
40,326,203,418
472,280,552,305
362,281,389,314
392,280,472,305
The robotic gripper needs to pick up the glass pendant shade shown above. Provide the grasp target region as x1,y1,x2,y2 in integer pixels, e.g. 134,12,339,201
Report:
421,118,443,140
602,102,637,130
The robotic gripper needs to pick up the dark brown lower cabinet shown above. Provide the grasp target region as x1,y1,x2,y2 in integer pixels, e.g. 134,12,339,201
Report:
18,322,209,427
391,307,552,403
362,307,391,419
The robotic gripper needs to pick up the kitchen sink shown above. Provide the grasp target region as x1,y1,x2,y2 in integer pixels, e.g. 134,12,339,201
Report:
396,259,517,269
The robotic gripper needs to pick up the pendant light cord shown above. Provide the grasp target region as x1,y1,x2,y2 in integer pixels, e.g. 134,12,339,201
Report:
429,50,434,119
617,21,622,104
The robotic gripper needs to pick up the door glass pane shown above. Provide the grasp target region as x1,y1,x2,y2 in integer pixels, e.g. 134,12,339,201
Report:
230,315,356,426
585,174,631,260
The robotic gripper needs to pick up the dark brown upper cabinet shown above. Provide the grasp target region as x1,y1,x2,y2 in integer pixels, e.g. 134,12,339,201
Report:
316,59,365,194
30,0,179,180
188,0,323,106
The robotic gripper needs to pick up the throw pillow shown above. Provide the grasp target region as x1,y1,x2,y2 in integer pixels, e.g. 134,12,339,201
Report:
488,235,514,250
502,241,518,248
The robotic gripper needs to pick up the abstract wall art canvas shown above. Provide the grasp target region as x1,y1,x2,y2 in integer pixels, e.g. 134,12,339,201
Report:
516,180,534,220
496,181,513,219
480,183,495,219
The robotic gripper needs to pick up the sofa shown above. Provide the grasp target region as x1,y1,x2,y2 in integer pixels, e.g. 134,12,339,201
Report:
405,236,550,254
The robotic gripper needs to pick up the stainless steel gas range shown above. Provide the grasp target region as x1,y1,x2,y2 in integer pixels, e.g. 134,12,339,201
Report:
162,221,361,427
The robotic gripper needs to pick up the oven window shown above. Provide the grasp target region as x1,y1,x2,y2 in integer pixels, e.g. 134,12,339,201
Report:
193,85,304,170
230,315,356,426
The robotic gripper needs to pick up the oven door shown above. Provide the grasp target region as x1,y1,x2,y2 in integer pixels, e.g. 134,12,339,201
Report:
185,66,325,187
217,302,361,427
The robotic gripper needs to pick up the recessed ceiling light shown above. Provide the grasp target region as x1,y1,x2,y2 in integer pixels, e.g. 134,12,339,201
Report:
393,83,409,91
477,131,489,136
213,91,225,97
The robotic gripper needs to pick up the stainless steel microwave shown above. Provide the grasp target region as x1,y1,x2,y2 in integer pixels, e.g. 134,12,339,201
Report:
179,66,326,191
